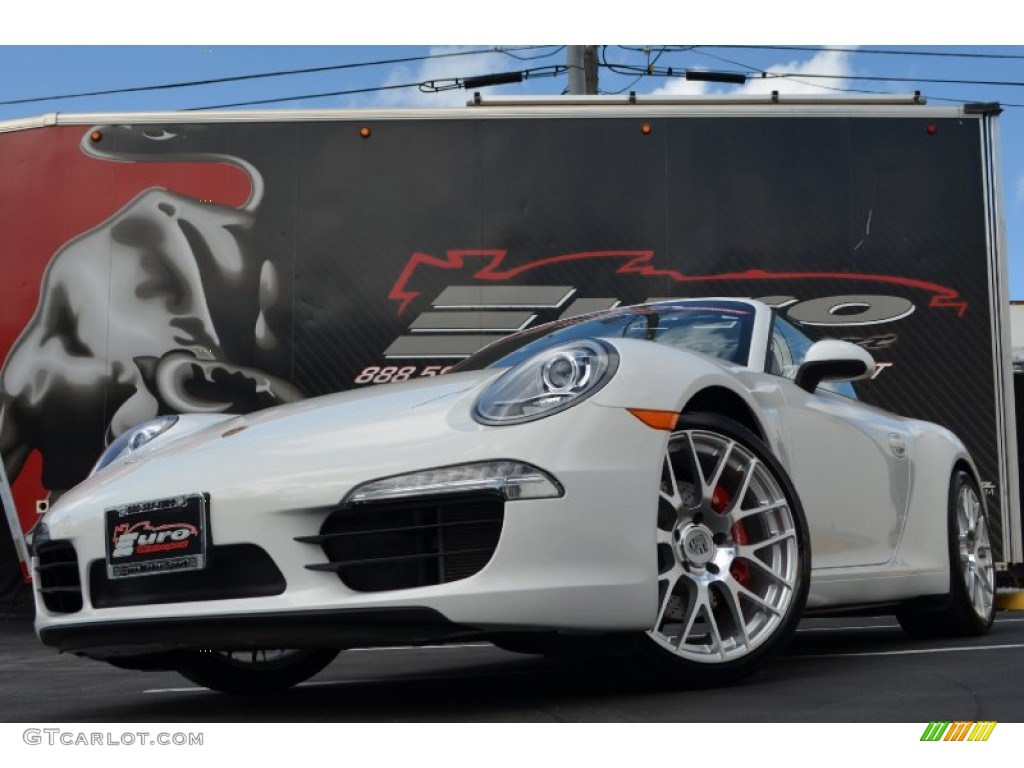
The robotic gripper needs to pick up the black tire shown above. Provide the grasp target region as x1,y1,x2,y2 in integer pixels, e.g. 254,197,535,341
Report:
630,412,810,688
897,470,995,639
176,649,340,694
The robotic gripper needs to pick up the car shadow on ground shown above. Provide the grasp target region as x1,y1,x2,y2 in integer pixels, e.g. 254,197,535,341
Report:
54,623,981,722
10,617,1022,722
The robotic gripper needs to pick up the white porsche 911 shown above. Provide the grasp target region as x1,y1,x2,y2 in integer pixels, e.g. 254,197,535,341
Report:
30,299,995,693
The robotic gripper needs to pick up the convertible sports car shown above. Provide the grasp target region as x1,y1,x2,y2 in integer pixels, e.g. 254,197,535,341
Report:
30,298,995,693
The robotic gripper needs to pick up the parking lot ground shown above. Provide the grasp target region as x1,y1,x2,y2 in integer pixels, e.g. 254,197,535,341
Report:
2,613,1023,722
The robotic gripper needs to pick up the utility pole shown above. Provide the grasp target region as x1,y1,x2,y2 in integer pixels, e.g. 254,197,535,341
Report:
584,46,598,95
567,46,599,95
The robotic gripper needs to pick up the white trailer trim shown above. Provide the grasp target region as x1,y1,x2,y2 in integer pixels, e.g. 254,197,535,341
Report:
981,111,1022,564
0,96,993,135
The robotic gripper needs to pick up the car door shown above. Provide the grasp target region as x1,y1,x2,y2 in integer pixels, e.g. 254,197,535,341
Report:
767,316,911,569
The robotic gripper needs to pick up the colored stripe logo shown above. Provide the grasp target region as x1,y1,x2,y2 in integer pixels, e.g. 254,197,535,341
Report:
921,722,997,741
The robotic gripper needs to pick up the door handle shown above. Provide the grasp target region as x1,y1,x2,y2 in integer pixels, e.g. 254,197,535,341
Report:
888,433,907,458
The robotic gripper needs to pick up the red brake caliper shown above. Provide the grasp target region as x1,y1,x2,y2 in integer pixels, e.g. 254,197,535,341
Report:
713,484,751,586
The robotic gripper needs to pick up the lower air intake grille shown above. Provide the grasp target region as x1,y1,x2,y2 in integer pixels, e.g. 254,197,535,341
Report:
35,540,83,614
300,493,504,592
88,544,286,608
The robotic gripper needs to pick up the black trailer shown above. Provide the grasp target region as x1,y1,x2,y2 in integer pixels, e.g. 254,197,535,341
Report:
0,94,1018,599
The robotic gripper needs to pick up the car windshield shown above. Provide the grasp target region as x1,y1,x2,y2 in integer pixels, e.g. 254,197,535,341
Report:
453,300,756,371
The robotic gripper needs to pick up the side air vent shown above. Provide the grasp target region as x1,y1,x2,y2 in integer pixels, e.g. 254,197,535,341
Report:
299,493,504,592
36,540,83,614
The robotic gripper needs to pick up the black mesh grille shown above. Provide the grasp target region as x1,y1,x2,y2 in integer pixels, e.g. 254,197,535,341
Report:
299,493,504,592
88,544,286,608
35,540,83,614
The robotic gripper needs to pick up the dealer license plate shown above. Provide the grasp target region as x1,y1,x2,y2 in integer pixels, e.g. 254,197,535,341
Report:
105,494,209,579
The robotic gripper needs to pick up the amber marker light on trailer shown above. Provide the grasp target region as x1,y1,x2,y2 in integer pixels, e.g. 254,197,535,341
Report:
627,409,679,431
90,130,102,142
641,123,653,135
359,127,371,138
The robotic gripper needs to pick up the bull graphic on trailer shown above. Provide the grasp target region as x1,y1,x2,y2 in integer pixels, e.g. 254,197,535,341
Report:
0,99,1017,608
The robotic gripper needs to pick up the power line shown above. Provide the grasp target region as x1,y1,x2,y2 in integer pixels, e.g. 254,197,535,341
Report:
773,72,1024,88
0,46,561,108
600,49,1024,108
188,64,568,110
188,81,423,111
696,45,1024,61
683,48,1000,105
687,48,1024,105
501,46,566,61
419,66,566,93
618,44,1024,61
600,46,676,95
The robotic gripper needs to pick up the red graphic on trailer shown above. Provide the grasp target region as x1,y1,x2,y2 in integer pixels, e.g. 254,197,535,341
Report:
0,125,298,553
388,249,969,318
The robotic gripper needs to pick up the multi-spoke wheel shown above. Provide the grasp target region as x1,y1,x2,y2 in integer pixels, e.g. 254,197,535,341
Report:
632,412,810,687
176,648,340,693
897,470,995,638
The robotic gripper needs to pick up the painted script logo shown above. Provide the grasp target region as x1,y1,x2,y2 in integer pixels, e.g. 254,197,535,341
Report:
111,520,199,558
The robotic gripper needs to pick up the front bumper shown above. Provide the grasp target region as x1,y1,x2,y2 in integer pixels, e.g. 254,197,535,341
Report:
39,607,476,657
33,395,669,654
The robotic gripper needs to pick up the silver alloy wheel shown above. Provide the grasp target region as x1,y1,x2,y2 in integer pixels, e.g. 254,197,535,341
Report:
895,470,993,640
956,482,995,621
648,429,800,663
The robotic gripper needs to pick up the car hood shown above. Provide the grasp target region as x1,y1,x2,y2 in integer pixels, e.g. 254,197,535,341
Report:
153,369,500,455
53,369,510,513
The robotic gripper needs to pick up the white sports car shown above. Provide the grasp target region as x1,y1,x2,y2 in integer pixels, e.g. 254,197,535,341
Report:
31,299,996,693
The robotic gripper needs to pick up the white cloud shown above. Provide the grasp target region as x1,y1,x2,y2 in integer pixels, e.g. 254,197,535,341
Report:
645,70,713,99
738,48,856,96
646,48,857,99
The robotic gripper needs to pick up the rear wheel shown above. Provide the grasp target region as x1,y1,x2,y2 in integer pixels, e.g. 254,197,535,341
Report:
897,470,995,638
631,413,810,688
176,648,340,693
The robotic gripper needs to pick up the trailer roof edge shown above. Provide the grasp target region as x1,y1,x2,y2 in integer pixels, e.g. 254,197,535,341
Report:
0,97,989,133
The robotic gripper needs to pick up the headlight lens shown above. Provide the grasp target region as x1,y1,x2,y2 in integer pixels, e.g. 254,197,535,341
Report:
91,415,179,475
347,461,563,504
473,339,618,425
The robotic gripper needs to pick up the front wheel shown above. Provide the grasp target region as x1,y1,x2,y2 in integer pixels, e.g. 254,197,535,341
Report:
631,413,810,688
176,649,340,693
897,470,995,639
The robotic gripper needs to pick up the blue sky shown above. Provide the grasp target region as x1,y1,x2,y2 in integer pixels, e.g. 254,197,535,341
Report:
2,38,1023,297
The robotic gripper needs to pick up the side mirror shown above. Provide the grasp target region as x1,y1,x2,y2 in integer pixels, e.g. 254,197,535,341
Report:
794,339,875,393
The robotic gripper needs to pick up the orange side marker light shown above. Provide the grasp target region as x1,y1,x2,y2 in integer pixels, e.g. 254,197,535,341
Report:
627,409,678,431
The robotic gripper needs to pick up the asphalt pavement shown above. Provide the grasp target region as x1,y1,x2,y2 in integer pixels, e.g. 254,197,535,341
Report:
2,612,1023,722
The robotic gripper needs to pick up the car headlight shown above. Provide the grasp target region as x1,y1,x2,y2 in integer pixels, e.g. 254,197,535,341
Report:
473,339,618,425
91,415,179,475
347,461,564,504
